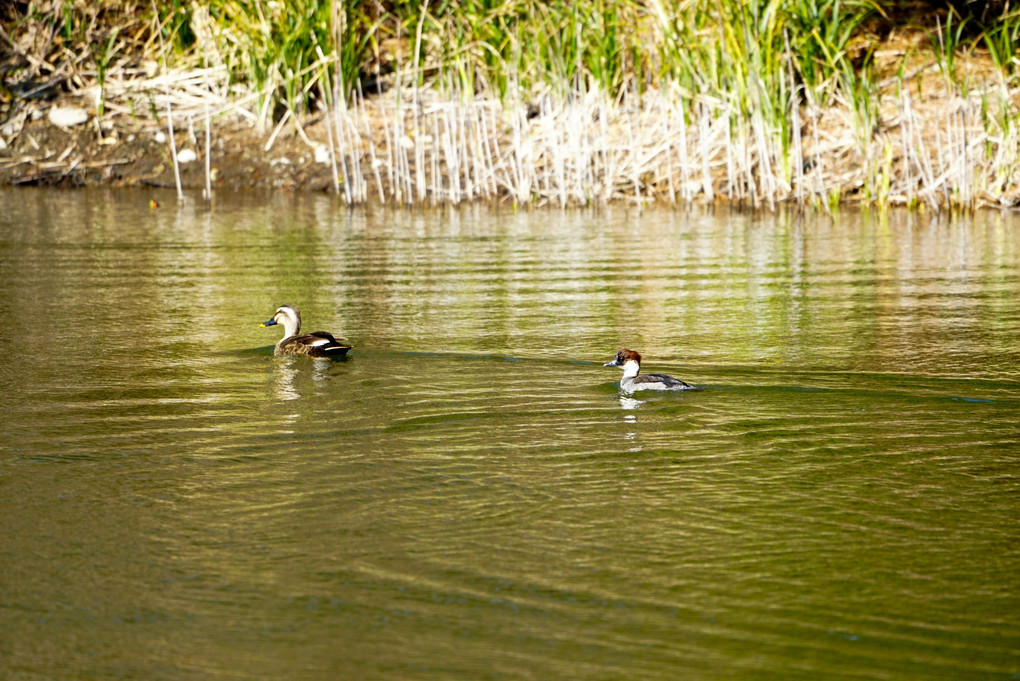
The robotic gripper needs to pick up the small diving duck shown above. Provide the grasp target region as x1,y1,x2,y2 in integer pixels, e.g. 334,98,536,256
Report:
604,348,700,392
260,304,352,358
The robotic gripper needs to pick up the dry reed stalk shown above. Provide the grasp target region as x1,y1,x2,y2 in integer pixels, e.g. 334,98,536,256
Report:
957,99,974,208
430,109,441,202
532,101,549,203
377,92,395,202
264,110,290,152
676,92,692,202
202,113,211,200
468,102,486,197
910,104,939,209
466,102,482,199
149,0,183,200
574,94,592,202
738,110,753,204
412,0,427,203
806,95,826,209
933,87,950,206
457,98,473,201
661,96,676,205
579,96,595,204
598,92,614,203
790,86,804,205
723,104,735,201
751,92,773,208
356,82,386,202
331,100,352,204
317,78,342,196
447,126,461,202
202,78,212,201
625,96,642,207
506,81,524,203
395,100,412,204
480,103,498,199
697,100,714,201
350,102,367,203
954,105,966,207
389,111,402,204
479,103,500,198
448,103,464,202
897,87,916,206
163,95,182,200
413,112,426,203
401,115,413,204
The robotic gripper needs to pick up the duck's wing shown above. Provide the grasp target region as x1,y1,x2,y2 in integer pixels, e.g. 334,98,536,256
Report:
280,332,352,357
637,373,699,390
313,331,352,357
308,331,351,344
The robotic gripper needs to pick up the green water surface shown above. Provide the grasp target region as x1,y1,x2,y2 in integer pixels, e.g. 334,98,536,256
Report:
0,188,1017,680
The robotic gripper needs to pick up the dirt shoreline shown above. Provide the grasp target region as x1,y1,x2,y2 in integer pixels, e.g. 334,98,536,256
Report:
0,106,342,194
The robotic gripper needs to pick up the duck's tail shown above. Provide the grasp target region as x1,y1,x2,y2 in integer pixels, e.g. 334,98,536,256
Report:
323,343,352,357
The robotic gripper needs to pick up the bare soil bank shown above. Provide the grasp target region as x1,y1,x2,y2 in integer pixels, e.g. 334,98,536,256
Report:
0,112,339,194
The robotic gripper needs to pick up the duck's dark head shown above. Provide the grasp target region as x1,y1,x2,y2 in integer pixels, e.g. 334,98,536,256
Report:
605,348,641,367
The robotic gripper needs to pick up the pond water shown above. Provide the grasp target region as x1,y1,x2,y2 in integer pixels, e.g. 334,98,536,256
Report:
1,188,1018,680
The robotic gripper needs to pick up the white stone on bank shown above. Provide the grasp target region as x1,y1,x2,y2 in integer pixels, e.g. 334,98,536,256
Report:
314,145,331,165
48,106,89,128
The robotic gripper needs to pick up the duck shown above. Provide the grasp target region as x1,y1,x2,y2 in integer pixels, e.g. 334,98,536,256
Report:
604,348,700,392
260,305,352,358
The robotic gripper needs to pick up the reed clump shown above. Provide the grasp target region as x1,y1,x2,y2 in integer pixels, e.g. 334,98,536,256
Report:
1,0,1017,209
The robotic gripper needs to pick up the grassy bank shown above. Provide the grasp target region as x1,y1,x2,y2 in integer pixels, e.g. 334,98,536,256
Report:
1,1,1018,208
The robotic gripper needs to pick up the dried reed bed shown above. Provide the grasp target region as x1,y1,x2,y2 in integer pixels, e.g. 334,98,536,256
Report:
300,69,1019,210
